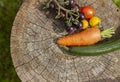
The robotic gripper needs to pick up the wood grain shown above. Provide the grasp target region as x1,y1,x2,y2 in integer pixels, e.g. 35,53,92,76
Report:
11,0,120,82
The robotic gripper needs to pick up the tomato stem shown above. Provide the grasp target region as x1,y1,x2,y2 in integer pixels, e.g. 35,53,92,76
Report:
45,0,79,26
53,0,79,18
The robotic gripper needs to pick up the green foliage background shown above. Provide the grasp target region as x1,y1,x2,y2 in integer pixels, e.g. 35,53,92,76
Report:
0,0,21,82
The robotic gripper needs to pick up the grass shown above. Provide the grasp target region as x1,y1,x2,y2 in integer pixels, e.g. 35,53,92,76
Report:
0,0,21,82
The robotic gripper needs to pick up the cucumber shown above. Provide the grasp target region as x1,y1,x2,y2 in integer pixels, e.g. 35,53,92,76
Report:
67,37,120,56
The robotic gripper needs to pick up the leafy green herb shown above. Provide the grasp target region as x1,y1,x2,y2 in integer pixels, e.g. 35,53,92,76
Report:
113,0,120,9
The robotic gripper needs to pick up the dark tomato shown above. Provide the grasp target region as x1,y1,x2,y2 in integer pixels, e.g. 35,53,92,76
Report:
76,21,83,29
79,12,86,20
50,2,56,9
74,4,80,11
60,10,66,19
69,0,76,8
66,27,75,34
80,6,94,19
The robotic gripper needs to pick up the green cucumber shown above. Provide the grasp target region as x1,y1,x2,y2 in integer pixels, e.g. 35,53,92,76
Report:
113,0,120,9
67,36,120,56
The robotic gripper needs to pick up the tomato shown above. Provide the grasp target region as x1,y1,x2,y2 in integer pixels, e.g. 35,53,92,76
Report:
89,16,101,26
82,19,89,29
80,6,94,19
60,10,66,19
69,0,77,8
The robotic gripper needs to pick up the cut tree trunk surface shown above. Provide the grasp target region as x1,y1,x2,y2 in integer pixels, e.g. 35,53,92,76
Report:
11,0,120,82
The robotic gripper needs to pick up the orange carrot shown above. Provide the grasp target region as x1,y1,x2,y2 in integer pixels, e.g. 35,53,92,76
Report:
57,27,101,46
57,27,115,46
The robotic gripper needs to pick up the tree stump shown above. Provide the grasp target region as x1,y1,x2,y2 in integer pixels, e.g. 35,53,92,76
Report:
11,0,120,82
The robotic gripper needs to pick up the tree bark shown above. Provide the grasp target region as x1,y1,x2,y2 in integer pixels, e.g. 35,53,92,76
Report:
11,0,120,82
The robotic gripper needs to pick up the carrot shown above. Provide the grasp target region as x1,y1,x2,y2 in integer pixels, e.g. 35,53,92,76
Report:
57,27,115,46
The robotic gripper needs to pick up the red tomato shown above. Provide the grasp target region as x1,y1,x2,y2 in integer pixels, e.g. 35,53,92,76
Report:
80,6,94,19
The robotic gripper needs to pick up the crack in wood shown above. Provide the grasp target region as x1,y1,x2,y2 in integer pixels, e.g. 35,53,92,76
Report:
73,59,80,82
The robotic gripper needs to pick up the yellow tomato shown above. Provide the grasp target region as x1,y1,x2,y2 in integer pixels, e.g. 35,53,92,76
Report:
89,16,101,26
82,19,89,29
